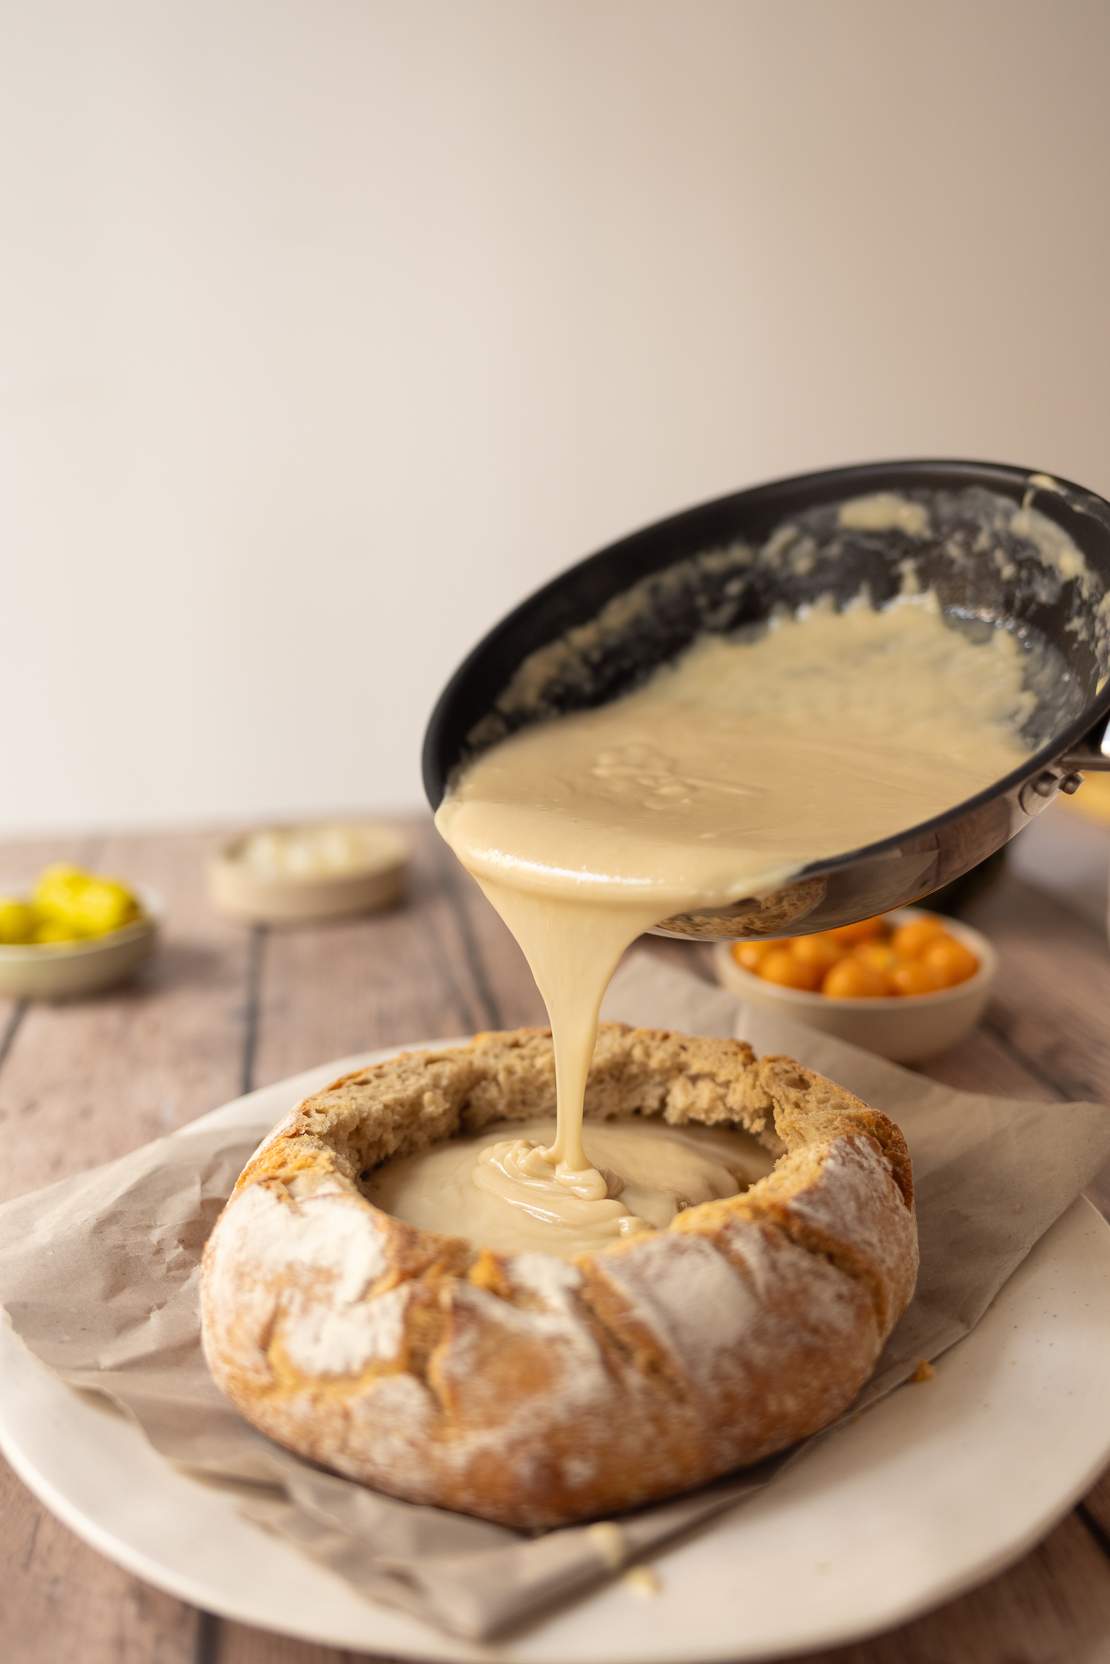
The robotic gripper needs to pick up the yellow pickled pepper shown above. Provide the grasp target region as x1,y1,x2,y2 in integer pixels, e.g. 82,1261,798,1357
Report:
73,877,138,935
32,864,89,925
32,918,82,944
0,898,36,944
31,864,140,939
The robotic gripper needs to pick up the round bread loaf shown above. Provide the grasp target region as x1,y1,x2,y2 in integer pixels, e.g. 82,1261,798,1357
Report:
201,1024,918,1528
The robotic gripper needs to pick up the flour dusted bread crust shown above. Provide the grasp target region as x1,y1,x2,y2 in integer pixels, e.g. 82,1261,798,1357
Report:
201,1024,918,1528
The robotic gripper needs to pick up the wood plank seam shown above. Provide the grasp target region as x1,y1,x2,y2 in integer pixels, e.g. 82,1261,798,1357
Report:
0,1005,26,1074
1077,1501,1110,1563
433,840,505,1030
240,926,266,1097
964,879,1110,1106
980,1014,1069,1103
0,834,104,1084
980,1009,1110,1216
197,924,271,1659
987,1021,1105,1106
18,1512,40,1574
192,1606,220,1664
418,892,488,1036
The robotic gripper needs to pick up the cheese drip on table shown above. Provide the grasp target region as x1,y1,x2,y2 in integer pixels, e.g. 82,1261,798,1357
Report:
429,590,1034,1253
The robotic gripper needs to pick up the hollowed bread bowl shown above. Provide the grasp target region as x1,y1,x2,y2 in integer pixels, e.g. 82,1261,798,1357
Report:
201,1024,918,1528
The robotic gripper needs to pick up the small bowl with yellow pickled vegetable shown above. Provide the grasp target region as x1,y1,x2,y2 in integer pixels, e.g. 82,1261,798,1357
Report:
0,866,159,1000
714,908,996,1062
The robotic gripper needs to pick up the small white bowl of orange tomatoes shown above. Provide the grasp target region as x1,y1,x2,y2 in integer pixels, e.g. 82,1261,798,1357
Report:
714,908,996,1063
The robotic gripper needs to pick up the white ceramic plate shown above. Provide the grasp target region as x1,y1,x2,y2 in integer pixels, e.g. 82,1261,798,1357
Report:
3,1044,1110,1664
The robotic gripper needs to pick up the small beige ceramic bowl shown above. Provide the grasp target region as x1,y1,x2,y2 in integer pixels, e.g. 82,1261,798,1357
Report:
0,887,161,1002
713,908,997,1063
209,822,409,925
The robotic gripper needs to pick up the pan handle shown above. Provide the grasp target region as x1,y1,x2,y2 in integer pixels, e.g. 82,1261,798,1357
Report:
1059,712,1110,773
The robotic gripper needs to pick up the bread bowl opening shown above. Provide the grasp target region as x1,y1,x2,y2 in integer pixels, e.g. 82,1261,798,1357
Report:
360,1107,775,1258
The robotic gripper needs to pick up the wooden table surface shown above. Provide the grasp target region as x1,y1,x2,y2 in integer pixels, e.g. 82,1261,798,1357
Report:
2,815,1109,1664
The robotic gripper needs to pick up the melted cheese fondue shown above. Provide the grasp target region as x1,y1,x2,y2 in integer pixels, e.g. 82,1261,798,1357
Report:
366,1117,774,1258
419,585,1034,1256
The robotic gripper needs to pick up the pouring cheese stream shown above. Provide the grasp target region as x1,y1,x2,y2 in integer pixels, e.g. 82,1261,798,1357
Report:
422,588,1033,1254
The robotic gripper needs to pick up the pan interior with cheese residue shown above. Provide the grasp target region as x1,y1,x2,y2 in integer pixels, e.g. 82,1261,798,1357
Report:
423,459,1110,938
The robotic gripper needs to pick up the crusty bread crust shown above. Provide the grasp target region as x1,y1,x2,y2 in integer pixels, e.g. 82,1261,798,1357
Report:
200,1024,918,1528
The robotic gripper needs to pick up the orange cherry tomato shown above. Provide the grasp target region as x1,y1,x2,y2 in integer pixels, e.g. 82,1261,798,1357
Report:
923,935,980,987
759,947,821,991
790,933,843,974
822,957,893,998
854,941,899,974
890,915,947,960
892,959,946,997
827,915,887,946
732,940,776,971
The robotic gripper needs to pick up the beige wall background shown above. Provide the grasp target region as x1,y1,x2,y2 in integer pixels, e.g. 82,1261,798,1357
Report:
3,0,1109,834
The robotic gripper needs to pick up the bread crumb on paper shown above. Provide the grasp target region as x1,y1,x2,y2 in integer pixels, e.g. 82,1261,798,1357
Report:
587,1521,625,1569
912,1358,936,1383
624,1565,662,1598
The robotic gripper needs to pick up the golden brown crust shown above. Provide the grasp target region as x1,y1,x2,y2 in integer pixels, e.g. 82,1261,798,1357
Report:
200,1023,917,1527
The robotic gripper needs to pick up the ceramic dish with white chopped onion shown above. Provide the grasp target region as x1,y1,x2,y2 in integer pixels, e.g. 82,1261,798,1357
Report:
209,822,408,925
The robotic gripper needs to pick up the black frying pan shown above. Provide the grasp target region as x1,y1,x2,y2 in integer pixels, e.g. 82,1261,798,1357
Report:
423,459,1110,939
